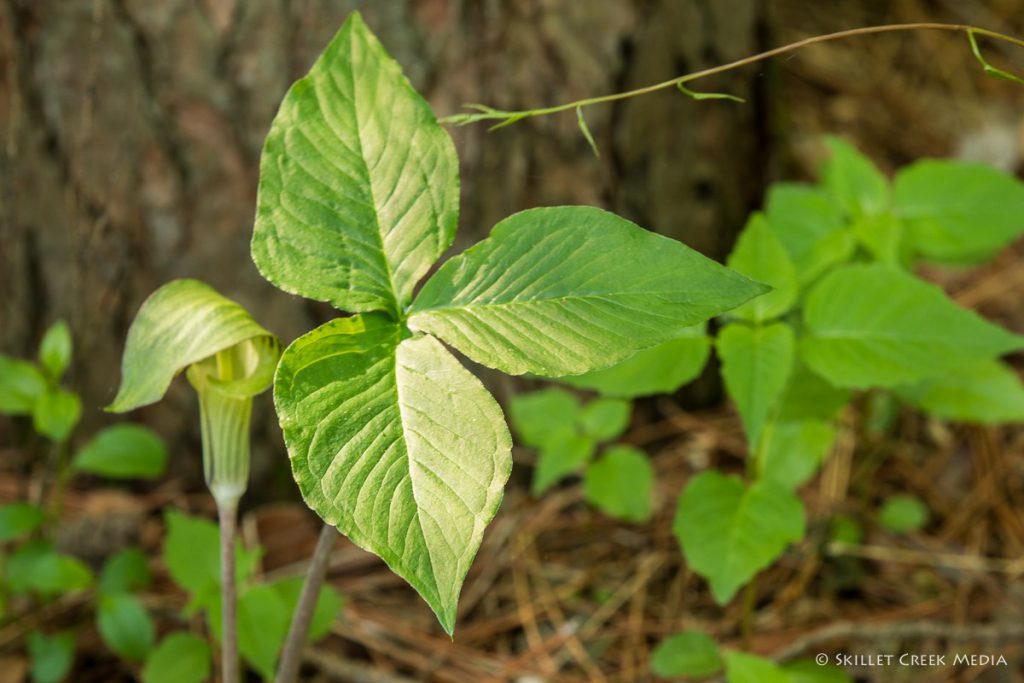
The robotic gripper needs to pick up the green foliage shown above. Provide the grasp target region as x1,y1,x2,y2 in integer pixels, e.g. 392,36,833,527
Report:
723,651,792,683
141,633,211,683
895,360,1024,423
73,425,168,480
509,389,635,497
0,355,47,415
97,592,155,661
556,325,711,398
893,160,1024,264
6,541,93,598
759,420,837,491
38,321,72,381
802,264,1023,388
27,631,76,683
763,183,851,284
163,510,260,604
253,14,762,633
508,388,580,448
717,322,795,446
674,472,804,604
410,206,764,377
578,398,631,441
650,630,723,678
726,214,798,322
99,548,152,594
0,503,45,542
583,446,654,523
821,137,889,218
32,388,81,443
878,495,930,533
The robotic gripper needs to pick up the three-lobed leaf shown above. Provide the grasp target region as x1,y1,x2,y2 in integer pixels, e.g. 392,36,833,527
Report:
802,264,1024,388
274,314,511,635
252,12,458,316
674,471,804,604
409,206,768,377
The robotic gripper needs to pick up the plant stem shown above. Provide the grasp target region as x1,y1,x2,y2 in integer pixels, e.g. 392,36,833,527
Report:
218,497,240,683
440,23,1024,127
276,522,337,683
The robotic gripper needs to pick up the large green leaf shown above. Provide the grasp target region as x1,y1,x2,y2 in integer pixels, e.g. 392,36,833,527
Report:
555,325,711,398
895,359,1024,423
726,214,798,322
894,160,1024,264
108,280,276,412
764,183,852,284
802,264,1024,388
717,322,795,447
252,12,458,316
410,206,767,376
274,314,512,634
674,471,804,604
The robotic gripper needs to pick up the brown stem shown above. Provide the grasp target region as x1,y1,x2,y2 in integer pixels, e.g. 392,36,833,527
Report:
275,522,337,683
218,499,240,683
440,23,1024,126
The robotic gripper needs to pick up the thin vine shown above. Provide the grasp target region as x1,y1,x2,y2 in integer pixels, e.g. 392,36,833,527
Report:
440,23,1024,140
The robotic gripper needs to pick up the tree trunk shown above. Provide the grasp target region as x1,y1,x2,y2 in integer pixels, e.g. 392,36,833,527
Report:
0,0,770,487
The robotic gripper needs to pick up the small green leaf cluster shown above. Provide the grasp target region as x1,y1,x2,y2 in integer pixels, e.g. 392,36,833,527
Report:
0,322,181,682
1,321,79,442
509,388,653,522
252,12,764,634
651,630,851,682
666,137,1024,605
162,510,342,681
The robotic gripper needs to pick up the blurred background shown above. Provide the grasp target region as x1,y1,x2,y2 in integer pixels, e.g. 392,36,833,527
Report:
2,0,1024,681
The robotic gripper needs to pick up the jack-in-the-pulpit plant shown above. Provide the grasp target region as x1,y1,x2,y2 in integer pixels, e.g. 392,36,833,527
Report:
108,279,281,683
251,12,766,635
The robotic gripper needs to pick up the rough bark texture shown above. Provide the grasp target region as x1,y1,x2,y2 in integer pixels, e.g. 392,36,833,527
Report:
0,0,769,491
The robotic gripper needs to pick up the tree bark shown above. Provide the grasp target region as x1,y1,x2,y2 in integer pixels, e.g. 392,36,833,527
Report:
0,0,770,476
